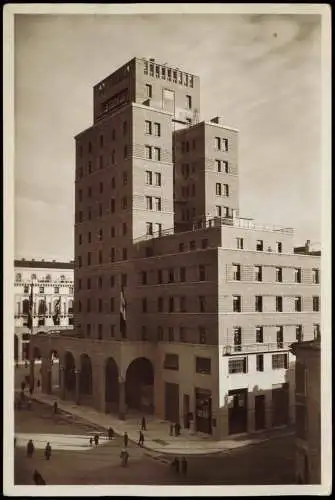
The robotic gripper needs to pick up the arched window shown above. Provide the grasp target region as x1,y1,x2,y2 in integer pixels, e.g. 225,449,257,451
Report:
31,273,37,280
45,274,52,282
16,273,22,282
60,275,66,282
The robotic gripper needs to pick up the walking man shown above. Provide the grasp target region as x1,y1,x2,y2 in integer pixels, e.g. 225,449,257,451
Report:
141,415,146,431
44,442,52,461
37,379,41,391
94,434,99,447
26,439,35,458
89,437,93,447
123,431,128,448
138,430,144,447
53,401,58,415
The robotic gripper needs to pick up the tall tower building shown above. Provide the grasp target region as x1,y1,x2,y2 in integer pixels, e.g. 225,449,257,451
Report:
31,57,321,440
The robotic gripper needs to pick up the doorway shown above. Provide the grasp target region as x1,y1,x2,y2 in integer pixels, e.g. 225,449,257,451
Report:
164,382,179,423
228,388,248,435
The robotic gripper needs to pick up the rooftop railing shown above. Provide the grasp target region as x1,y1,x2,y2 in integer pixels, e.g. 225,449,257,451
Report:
223,342,292,355
133,216,294,244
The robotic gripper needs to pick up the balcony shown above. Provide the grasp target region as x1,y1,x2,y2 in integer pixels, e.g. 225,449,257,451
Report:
223,342,292,356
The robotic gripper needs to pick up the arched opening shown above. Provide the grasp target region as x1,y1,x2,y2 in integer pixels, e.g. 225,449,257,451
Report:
49,349,60,392
32,346,42,361
80,354,93,395
64,351,76,393
22,299,29,315
105,357,119,413
125,357,154,414
14,334,19,361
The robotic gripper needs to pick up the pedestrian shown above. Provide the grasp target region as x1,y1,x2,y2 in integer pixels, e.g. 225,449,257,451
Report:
176,422,181,436
24,360,28,368
120,448,129,467
29,385,33,397
26,439,34,458
89,437,93,447
173,457,180,474
169,423,174,436
37,379,41,391
108,427,114,440
124,449,129,467
94,434,99,446
141,415,146,431
181,457,188,475
138,430,144,447
44,442,51,461
33,469,46,485
53,401,58,414
123,432,128,448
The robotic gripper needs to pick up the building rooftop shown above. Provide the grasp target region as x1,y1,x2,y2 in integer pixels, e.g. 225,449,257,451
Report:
291,338,321,355
294,240,321,256
15,259,74,270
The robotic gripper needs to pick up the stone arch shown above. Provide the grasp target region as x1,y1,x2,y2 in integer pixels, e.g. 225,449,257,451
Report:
105,357,119,412
125,357,154,413
64,351,76,392
80,353,93,395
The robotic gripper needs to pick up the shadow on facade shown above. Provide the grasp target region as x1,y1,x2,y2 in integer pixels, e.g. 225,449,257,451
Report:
125,357,154,414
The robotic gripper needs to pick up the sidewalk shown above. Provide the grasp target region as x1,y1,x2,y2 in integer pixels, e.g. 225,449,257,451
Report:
29,392,293,457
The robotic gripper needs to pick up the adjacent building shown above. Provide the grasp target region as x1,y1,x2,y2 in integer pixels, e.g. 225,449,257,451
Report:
291,338,321,484
14,259,74,361
30,57,321,440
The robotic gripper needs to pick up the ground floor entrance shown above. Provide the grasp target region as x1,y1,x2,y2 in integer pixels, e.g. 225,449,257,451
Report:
164,382,179,424
195,388,212,435
228,388,248,435
272,383,289,427
255,394,266,431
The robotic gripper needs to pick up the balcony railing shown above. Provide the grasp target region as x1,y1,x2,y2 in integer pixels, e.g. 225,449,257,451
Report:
223,342,292,355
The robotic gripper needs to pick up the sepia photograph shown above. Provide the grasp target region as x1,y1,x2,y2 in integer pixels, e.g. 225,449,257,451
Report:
3,3,331,496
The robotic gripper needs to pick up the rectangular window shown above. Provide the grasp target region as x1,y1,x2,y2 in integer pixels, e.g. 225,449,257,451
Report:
256,326,263,343
233,295,241,313
199,264,206,281
216,183,222,196
272,353,288,370
142,298,147,313
215,137,221,150
164,353,179,371
222,138,228,151
255,296,263,312
186,95,192,109
312,268,320,284
180,296,186,313
169,297,175,313
145,120,152,135
155,223,162,236
180,267,186,282
157,326,163,341
141,326,148,341
233,326,242,351
158,296,163,313
141,271,147,285
256,240,264,251
236,238,244,249
122,222,127,236
179,326,186,342
110,297,115,312
313,323,320,340
216,206,222,217
122,248,127,260
233,264,241,281
155,172,161,186
110,198,115,213
110,325,115,338
276,296,283,312
199,327,207,344
110,248,115,262
168,327,174,341
256,354,264,372
295,296,302,312
155,197,162,211
216,160,221,172
228,357,247,374
294,268,302,283
179,242,185,253
168,268,174,283
146,84,152,98
195,357,211,375
276,241,282,253
189,240,196,251
122,172,128,185
223,161,229,173
276,326,284,348
199,296,206,313
87,324,91,336
87,252,91,266
296,325,303,342
154,122,161,137
154,147,161,161
110,275,115,287
158,269,163,284
145,145,152,159
254,265,262,282
201,239,208,249
146,170,152,185
276,267,283,282
223,184,229,197
312,296,320,312
146,196,153,210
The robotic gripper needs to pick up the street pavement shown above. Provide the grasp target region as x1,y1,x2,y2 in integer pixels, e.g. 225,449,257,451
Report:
14,399,295,485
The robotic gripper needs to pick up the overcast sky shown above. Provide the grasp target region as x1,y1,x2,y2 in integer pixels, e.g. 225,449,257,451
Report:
14,13,321,261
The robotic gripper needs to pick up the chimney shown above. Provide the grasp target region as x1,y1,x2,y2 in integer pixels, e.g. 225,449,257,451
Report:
305,240,311,252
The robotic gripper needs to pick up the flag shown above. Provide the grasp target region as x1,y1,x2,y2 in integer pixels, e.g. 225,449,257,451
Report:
53,297,61,325
24,283,34,329
120,287,127,338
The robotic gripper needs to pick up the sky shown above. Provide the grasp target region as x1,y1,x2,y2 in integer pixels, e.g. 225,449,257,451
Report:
14,12,322,261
